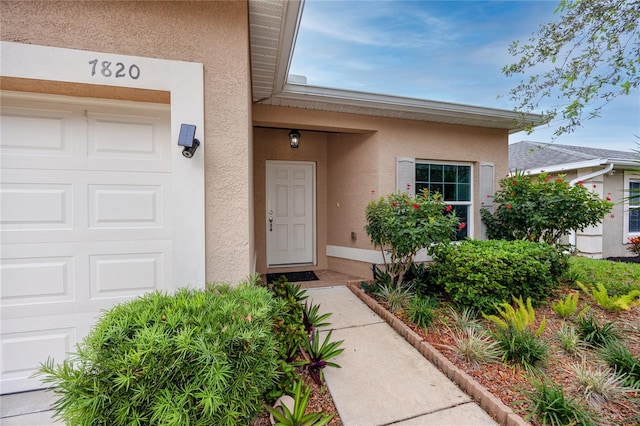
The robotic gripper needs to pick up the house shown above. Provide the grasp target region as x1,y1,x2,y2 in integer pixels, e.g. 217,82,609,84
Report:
509,141,639,259
0,0,539,393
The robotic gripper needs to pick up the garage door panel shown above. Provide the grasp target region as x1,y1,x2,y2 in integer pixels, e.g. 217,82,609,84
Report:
0,106,75,158
88,112,162,159
0,256,74,306
0,313,96,395
0,183,73,231
89,184,163,229
90,252,163,300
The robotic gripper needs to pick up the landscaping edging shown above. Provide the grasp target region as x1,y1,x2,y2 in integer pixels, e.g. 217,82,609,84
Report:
346,281,530,426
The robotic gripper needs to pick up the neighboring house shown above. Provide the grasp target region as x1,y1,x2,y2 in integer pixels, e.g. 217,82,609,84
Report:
0,1,539,393
509,141,639,259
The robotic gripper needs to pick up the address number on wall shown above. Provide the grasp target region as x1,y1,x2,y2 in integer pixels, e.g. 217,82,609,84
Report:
89,59,141,80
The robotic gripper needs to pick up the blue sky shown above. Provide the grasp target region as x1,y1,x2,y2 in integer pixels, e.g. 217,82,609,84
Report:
289,0,639,151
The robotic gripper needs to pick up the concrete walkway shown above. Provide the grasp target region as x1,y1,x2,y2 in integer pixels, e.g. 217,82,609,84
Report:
1,283,499,426
307,286,498,426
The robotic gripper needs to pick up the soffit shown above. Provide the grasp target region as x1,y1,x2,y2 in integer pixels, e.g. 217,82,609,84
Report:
248,0,541,132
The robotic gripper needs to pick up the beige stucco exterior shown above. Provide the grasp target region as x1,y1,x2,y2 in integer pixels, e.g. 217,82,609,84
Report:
1,0,254,284
2,0,513,283
253,105,509,278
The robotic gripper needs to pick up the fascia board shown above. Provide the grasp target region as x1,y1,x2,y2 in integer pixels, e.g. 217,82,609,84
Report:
274,0,304,94
277,82,543,130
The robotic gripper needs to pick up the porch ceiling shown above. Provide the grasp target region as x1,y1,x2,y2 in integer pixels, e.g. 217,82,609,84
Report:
248,0,541,133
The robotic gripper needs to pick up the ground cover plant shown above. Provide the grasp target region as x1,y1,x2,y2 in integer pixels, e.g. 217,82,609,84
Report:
366,256,640,425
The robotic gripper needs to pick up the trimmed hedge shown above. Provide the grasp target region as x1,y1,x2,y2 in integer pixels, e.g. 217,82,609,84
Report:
430,240,568,312
39,282,280,426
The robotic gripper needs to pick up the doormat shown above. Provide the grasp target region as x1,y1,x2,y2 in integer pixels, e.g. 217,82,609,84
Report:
266,271,319,284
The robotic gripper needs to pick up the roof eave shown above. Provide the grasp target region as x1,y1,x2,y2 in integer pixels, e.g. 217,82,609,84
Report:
516,158,640,175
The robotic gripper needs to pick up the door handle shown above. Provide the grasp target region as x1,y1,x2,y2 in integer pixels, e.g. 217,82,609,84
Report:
268,210,273,232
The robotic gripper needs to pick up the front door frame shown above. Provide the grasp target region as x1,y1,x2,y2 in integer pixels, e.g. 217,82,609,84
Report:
265,160,316,267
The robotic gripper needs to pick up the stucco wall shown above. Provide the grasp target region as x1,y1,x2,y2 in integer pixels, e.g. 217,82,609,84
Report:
1,1,253,284
253,104,509,277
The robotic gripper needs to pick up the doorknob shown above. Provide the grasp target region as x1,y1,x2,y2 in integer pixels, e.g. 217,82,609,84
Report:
268,210,273,232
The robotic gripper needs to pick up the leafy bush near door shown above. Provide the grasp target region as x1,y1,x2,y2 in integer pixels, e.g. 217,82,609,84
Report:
39,279,281,426
429,239,569,312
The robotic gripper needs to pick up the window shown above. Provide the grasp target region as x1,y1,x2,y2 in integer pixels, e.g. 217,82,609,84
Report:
415,162,472,239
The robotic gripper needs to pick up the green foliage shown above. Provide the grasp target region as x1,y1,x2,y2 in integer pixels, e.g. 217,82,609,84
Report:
523,377,596,426
481,172,613,245
568,256,640,295
568,358,635,407
493,327,548,370
268,279,308,363
295,330,344,386
374,282,414,313
37,282,280,426
551,292,580,318
576,315,621,348
577,281,640,312
407,295,439,329
430,239,568,312
483,296,547,337
443,326,502,368
303,302,331,336
503,0,640,137
265,379,334,426
555,322,582,356
598,340,640,389
365,189,459,286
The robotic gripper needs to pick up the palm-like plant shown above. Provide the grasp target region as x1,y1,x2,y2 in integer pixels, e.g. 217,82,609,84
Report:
265,379,334,426
295,330,344,385
303,302,331,335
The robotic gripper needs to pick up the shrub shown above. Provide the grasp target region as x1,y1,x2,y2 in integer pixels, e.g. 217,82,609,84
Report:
493,327,548,370
365,189,459,286
598,340,640,389
443,326,502,367
375,282,413,313
523,377,596,426
568,256,640,295
567,358,635,407
555,322,582,356
430,240,568,312
407,295,439,328
576,281,640,311
38,281,280,426
627,235,640,257
551,292,580,318
268,278,308,362
481,171,613,246
483,296,547,337
576,315,621,348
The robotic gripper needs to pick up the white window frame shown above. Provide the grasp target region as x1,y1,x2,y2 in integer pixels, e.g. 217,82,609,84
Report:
623,171,640,244
415,160,474,239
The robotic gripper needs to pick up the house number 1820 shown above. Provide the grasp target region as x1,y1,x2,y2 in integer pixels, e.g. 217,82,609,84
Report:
88,59,140,80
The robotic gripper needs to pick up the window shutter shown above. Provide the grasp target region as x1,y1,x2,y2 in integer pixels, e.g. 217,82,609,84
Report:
478,162,495,240
396,157,416,196
479,162,495,208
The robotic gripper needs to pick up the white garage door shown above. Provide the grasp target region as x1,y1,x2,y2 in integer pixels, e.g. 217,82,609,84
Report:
0,92,173,394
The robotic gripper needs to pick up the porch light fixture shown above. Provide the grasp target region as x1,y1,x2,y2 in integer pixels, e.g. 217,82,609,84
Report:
289,129,300,148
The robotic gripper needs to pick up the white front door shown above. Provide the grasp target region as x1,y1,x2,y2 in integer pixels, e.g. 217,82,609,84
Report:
266,161,315,266
0,92,173,393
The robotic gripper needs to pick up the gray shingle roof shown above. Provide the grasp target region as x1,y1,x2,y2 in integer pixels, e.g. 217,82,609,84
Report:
509,141,638,172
